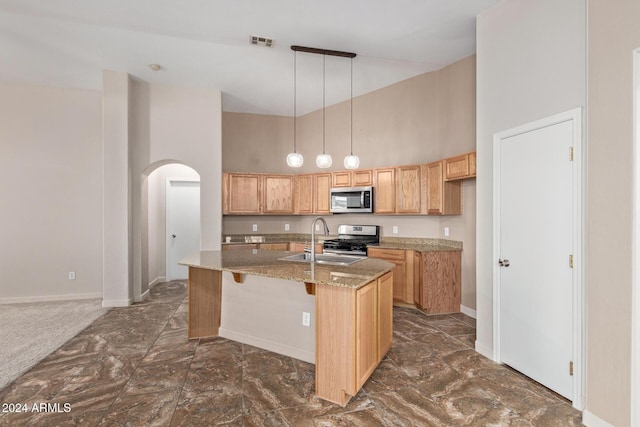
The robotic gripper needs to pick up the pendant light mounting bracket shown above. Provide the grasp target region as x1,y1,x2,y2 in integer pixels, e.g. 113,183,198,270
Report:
291,45,356,59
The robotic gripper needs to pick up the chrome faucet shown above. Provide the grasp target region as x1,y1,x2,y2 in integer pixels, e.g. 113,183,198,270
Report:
310,217,330,262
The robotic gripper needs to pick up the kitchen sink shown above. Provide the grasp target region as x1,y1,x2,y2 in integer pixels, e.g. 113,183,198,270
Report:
278,252,366,266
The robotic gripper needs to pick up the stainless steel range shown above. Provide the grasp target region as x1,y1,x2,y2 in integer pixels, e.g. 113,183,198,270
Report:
322,224,380,256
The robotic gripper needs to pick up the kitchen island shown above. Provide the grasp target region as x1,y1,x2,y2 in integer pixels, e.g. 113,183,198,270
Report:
179,249,394,406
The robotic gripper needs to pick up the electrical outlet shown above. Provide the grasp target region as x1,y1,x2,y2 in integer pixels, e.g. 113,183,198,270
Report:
315,224,320,231
392,226,398,234
444,227,450,237
252,249,258,255
285,223,290,231
68,272,76,280
252,224,258,232
302,312,311,327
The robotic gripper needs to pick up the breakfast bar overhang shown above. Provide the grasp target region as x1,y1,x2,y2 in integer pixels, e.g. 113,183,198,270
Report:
180,249,394,406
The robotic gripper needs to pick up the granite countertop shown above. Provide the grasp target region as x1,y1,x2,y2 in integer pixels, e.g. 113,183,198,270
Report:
179,250,394,289
221,234,462,252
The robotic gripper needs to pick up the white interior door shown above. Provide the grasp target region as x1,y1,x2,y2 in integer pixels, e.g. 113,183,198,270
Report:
496,117,576,400
166,179,200,281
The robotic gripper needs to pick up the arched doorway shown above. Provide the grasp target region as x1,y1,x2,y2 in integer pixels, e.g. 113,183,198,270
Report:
139,161,200,300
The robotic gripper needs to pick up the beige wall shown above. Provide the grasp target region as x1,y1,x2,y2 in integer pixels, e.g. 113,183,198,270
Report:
129,81,222,302
476,0,585,355
222,56,477,310
0,83,103,302
587,0,639,425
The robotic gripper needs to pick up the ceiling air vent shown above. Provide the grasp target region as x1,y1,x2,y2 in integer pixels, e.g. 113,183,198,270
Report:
250,35,273,47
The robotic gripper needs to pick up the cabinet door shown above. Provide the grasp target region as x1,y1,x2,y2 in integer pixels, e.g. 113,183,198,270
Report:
374,168,396,214
315,173,332,214
367,248,411,304
227,174,262,214
353,170,373,186
263,175,294,214
377,272,393,360
445,151,476,181
396,165,424,214
222,244,258,251
295,174,314,214
356,281,378,390
420,251,461,314
332,171,352,188
426,162,462,215
259,243,289,250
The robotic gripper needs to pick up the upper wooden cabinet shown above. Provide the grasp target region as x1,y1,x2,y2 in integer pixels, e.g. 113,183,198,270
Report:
263,175,294,214
332,170,374,188
224,173,262,214
315,173,332,214
426,161,461,215
223,173,294,215
445,151,476,181
295,174,314,214
224,150,473,216
374,168,396,214
395,165,426,214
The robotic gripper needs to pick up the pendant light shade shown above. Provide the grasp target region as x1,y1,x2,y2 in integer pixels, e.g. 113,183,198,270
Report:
287,50,303,168
344,155,360,169
287,152,304,168
343,57,360,169
316,153,333,168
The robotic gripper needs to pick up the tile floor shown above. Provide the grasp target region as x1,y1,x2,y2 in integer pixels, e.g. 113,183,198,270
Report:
0,281,583,426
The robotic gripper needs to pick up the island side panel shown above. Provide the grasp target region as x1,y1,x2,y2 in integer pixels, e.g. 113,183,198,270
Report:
315,284,357,406
377,272,394,359
188,266,222,339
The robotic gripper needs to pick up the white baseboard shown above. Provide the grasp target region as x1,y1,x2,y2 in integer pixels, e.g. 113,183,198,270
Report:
102,297,133,308
136,289,150,303
219,327,315,364
0,292,103,304
460,305,477,319
582,410,614,427
148,277,165,288
475,340,494,360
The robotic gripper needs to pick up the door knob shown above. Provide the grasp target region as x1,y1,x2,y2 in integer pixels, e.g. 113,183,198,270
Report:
172,234,176,238
498,259,510,267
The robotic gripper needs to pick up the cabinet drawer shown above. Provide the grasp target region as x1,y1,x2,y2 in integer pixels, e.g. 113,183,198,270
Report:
367,247,406,262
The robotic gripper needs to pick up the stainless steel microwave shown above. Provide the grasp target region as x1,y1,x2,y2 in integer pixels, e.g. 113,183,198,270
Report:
330,187,373,213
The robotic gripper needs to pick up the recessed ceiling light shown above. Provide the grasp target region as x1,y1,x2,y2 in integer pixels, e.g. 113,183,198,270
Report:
250,35,273,47
148,64,161,71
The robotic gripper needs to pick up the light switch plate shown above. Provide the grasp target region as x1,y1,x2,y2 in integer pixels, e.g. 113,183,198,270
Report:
392,226,398,234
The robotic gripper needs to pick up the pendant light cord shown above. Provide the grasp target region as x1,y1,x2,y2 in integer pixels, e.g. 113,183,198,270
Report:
350,57,353,156
322,54,326,155
293,51,297,153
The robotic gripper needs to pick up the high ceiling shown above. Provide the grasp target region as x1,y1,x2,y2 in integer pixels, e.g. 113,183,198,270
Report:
0,0,499,116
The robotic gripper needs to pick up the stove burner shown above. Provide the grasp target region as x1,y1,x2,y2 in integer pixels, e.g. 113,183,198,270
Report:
322,225,380,256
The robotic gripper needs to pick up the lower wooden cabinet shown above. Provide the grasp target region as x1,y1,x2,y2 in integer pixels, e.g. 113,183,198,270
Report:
415,250,461,313
315,271,393,406
289,242,323,253
367,247,414,304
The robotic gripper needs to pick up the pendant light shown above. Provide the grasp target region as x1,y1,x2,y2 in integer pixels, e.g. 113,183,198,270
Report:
343,57,360,169
286,50,303,168
316,54,332,168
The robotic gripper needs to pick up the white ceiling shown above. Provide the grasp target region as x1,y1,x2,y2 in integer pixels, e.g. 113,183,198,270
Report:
0,0,498,116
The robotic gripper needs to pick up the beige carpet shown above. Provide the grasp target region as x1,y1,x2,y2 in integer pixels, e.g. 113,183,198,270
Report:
0,299,109,390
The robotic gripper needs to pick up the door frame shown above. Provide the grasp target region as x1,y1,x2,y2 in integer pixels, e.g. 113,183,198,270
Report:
165,177,201,281
492,107,584,409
